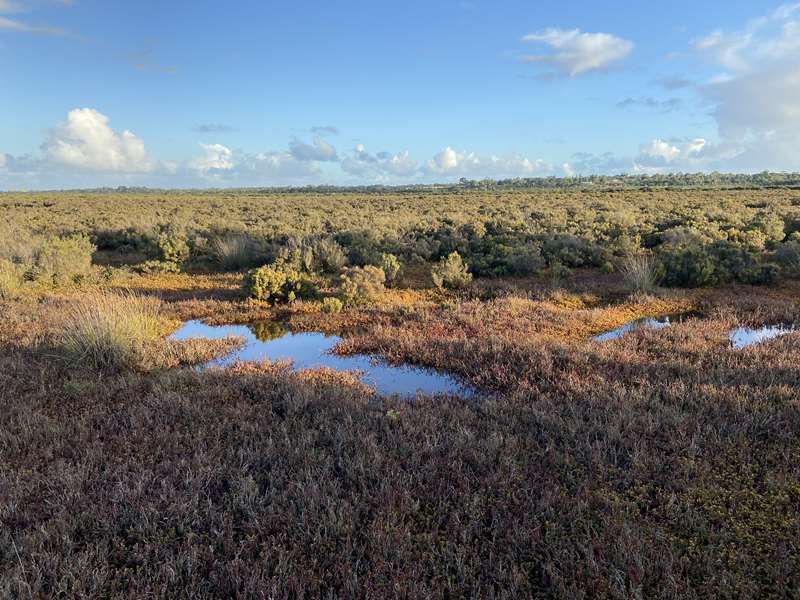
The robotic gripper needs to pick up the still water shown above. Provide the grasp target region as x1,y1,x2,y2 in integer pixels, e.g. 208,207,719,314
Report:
171,320,473,398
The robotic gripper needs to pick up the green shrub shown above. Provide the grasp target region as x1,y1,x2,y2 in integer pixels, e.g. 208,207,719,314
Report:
340,265,386,304
379,253,401,287
321,297,344,314
0,259,25,299
658,245,716,288
34,233,95,285
134,260,182,274
61,290,162,371
246,262,317,304
431,251,473,289
157,227,190,268
774,240,800,277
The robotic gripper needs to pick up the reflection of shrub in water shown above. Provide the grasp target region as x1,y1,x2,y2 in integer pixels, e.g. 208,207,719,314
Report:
250,321,289,342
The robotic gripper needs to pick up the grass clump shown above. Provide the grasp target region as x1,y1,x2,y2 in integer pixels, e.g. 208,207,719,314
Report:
620,252,663,295
61,290,163,371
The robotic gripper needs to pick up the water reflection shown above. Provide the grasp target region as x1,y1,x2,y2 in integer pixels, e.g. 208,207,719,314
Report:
170,320,473,398
729,324,797,349
592,314,693,342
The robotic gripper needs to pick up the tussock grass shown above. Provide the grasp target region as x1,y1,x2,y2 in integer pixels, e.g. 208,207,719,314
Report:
620,252,661,295
0,259,25,300
61,290,163,371
211,234,259,271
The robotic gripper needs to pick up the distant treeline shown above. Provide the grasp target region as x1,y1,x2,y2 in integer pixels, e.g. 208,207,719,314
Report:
7,171,800,195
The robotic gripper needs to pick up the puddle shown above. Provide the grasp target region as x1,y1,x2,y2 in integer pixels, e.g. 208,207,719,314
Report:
729,324,798,349
170,320,473,398
592,314,694,342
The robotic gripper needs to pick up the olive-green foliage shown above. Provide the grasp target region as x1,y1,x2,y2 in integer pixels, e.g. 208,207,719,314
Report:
93,227,156,255
774,240,800,277
379,253,401,287
431,252,472,289
134,260,182,274
340,265,386,305
157,226,190,268
321,297,344,314
0,259,25,299
34,233,95,285
246,262,311,304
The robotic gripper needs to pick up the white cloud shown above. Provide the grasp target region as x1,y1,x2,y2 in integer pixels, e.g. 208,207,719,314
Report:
189,143,234,174
690,3,800,170
424,147,560,178
43,108,154,172
0,152,7,169
521,28,634,77
0,0,23,13
289,136,338,161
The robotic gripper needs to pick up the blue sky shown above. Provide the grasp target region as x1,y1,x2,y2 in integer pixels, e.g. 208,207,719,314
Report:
1,0,799,189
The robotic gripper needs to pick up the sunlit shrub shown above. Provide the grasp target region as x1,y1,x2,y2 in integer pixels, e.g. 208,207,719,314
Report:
340,265,386,304
431,251,472,289
312,238,348,273
246,262,311,304
134,260,182,274
321,297,344,314
157,227,190,268
34,233,95,285
379,253,401,287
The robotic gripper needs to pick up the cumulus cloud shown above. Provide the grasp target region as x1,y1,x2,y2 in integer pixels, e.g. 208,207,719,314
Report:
690,3,800,170
43,108,154,172
289,136,338,162
189,143,234,175
521,28,634,77
340,144,417,178
423,147,561,178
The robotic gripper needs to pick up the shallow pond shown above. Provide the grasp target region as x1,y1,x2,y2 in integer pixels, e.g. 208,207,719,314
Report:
592,314,693,342
729,324,798,349
171,320,474,398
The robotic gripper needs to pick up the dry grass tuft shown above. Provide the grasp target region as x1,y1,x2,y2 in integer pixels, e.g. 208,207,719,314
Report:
61,290,163,371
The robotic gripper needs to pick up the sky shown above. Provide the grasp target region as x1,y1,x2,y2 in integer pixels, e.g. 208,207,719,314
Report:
1,0,799,189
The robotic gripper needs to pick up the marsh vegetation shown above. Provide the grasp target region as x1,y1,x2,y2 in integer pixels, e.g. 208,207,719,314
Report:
1,184,799,598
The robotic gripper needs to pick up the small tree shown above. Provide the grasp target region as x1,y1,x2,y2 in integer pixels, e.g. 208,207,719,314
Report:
431,251,472,289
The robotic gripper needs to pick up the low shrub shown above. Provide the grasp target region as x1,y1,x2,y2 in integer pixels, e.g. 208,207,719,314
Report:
157,227,190,269
432,252,472,289
340,265,386,304
313,238,349,273
34,233,95,285
133,260,182,274
774,240,800,277
246,262,317,304
379,253,402,287
321,297,344,314
61,290,162,371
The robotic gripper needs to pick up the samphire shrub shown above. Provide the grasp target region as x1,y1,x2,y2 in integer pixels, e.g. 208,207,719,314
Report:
34,233,95,285
340,265,386,305
61,290,162,371
431,251,472,289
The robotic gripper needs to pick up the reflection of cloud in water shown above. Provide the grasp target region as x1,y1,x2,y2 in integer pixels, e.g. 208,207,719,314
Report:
729,325,797,349
171,320,473,398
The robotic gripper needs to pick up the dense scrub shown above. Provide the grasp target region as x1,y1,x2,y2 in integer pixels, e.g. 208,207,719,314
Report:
3,187,800,289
